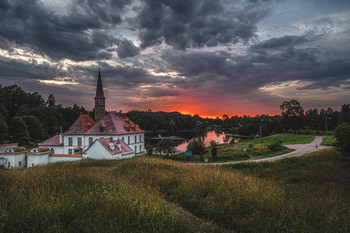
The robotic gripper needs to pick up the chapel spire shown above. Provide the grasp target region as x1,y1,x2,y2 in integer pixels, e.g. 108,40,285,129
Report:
95,67,105,99
94,67,106,122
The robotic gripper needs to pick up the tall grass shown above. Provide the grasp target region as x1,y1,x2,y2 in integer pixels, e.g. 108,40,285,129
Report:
1,148,349,232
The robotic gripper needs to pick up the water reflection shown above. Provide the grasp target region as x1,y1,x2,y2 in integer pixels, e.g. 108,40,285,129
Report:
176,131,230,152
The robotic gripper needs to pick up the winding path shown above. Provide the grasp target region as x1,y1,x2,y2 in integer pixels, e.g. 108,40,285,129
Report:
196,136,331,166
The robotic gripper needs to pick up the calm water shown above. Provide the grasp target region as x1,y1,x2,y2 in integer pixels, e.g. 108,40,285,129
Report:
176,131,230,152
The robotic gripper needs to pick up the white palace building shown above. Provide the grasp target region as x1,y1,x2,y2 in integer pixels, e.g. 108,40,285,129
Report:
0,69,145,169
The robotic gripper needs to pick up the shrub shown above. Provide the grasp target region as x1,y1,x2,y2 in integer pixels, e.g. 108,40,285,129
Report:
210,140,218,161
248,144,254,149
186,137,205,155
334,123,350,155
145,144,154,156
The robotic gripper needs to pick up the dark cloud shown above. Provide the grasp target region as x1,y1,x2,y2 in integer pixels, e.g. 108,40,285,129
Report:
136,0,274,50
0,0,132,61
116,38,140,58
250,35,311,50
0,56,67,80
163,32,350,94
143,86,180,97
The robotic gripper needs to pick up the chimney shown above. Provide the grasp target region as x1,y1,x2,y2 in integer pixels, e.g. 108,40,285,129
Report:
109,137,115,150
59,126,63,144
116,140,121,151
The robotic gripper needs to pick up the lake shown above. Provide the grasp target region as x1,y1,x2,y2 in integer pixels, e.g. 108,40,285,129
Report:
176,131,231,152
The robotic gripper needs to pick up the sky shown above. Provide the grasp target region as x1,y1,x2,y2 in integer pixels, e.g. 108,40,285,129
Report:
0,0,349,117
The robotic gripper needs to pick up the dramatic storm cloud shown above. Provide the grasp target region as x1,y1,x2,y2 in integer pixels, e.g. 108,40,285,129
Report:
0,0,349,116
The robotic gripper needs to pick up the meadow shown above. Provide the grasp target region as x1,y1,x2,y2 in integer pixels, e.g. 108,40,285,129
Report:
1,146,349,233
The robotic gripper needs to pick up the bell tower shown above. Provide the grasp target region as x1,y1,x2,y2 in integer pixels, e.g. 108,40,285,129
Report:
94,68,106,122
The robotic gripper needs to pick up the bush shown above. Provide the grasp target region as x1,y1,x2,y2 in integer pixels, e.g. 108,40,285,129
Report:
145,144,154,156
210,140,218,161
248,144,254,149
187,137,205,155
334,123,350,155
268,140,282,151
155,139,177,156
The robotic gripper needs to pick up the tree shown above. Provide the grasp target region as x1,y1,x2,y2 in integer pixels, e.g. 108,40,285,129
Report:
0,118,8,143
9,116,30,146
334,123,350,155
187,137,205,155
22,115,46,141
155,139,177,157
46,94,56,107
339,104,350,124
210,140,218,161
280,100,304,133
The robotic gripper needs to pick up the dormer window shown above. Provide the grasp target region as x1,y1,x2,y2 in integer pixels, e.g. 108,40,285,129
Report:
100,125,104,132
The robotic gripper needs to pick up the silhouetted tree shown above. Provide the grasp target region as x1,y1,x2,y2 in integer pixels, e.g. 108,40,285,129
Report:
280,100,304,133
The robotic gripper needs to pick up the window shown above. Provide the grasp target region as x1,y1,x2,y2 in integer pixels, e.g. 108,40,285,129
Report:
89,137,93,146
128,136,130,145
68,149,72,154
78,137,82,146
51,148,54,154
122,137,124,142
8,162,10,168
140,145,142,152
32,163,34,167
100,125,104,132
69,137,73,146
19,161,22,167
135,146,137,153
135,135,137,143
140,135,142,142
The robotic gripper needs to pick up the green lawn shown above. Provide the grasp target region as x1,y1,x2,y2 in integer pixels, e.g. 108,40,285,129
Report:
321,135,336,146
238,134,315,148
1,149,349,232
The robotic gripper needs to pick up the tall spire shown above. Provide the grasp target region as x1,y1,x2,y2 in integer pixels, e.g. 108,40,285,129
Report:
95,67,105,99
94,68,106,122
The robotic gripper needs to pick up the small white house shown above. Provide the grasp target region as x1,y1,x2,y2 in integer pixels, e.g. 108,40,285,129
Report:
27,147,51,168
0,146,27,169
83,137,135,160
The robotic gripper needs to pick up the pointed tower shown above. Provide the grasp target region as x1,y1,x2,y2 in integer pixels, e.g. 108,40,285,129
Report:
94,68,106,122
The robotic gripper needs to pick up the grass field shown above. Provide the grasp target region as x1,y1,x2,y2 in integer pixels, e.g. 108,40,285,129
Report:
321,135,336,146
1,148,349,233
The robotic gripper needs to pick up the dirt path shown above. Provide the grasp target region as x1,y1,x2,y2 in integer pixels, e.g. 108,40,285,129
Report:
193,136,331,166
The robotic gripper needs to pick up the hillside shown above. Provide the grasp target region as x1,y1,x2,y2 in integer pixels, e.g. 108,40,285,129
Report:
1,149,349,232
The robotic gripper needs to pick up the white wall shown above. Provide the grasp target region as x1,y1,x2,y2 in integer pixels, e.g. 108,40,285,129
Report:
0,153,26,169
61,132,145,155
27,154,50,168
49,156,82,163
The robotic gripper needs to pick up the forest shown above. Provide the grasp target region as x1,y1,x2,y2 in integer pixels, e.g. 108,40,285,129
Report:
0,84,349,147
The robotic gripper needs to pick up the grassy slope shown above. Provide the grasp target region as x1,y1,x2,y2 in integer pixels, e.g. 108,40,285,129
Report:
1,148,349,233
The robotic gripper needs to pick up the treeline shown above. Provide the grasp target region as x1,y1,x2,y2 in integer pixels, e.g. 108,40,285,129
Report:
126,100,350,137
0,85,90,146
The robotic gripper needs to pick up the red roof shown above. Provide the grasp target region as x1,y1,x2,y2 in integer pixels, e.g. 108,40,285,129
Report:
94,68,105,99
39,134,62,146
98,138,134,155
0,143,17,147
32,147,50,152
65,114,95,134
86,111,145,135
